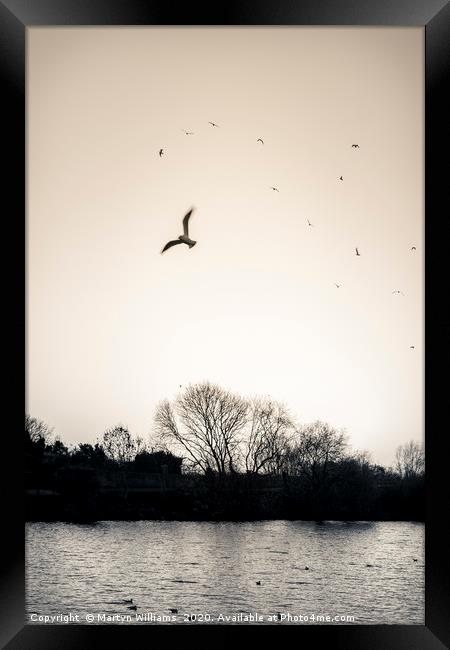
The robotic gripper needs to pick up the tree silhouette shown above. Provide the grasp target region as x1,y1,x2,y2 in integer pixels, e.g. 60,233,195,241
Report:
154,382,248,475
100,425,144,464
394,441,424,479
244,398,294,474
285,420,348,490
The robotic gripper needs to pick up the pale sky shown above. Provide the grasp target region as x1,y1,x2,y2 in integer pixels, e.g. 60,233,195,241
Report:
27,27,424,467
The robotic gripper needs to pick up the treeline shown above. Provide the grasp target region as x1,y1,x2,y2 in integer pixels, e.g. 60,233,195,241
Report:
25,382,425,521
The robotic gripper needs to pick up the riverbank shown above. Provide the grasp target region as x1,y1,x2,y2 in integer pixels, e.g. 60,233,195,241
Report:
25,476,424,522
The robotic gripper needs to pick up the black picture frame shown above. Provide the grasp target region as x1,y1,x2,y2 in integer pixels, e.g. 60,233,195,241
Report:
2,1,449,648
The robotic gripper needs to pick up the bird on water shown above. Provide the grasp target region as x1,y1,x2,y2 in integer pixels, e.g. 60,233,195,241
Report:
161,208,197,254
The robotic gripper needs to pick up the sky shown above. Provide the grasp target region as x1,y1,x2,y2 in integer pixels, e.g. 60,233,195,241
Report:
27,27,424,467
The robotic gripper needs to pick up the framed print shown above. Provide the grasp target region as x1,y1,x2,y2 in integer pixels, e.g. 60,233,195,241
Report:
1,1,449,648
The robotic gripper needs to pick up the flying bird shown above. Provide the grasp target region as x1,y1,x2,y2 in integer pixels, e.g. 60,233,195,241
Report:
169,608,178,614
392,290,405,295
182,130,194,135
335,283,341,288
351,144,360,148
270,186,279,192
411,246,417,250
410,346,415,349
307,219,314,227
161,208,197,254
355,248,360,256
159,149,164,157
339,176,344,181
257,138,264,144
208,121,219,127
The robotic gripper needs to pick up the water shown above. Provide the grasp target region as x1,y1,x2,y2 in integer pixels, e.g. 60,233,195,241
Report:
26,520,424,625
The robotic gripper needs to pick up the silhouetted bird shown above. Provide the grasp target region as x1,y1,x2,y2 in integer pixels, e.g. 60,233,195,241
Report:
339,176,343,181
413,558,418,562
351,144,360,148
410,346,415,349
159,149,164,157
256,581,261,586
182,130,194,135
208,121,219,127
257,138,264,144
411,246,417,250
128,605,137,610
307,219,314,227
169,608,178,614
270,186,279,192
355,248,360,256
366,564,374,568
123,599,133,604
392,290,405,295
161,208,196,254
304,567,309,570
335,283,341,288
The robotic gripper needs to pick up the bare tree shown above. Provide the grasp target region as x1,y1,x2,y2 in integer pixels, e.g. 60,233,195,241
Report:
243,398,294,474
25,414,53,444
100,425,141,464
154,382,248,475
394,441,425,479
284,420,348,488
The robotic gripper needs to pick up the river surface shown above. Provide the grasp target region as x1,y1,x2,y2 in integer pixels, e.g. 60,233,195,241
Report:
26,520,424,625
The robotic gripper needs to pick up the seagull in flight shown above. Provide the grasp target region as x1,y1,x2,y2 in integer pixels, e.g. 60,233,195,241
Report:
208,121,219,127
411,246,417,251
355,247,360,256
392,290,405,295
159,149,164,157
270,186,279,192
339,176,344,181
257,138,264,144
182,130,194,135
307,219,314,227
334,283,341,288
351,144,360,148
410,346,415,349
161,208,197,254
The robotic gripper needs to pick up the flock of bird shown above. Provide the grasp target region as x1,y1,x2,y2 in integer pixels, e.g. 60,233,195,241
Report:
116,555,420,621
158,121,418,350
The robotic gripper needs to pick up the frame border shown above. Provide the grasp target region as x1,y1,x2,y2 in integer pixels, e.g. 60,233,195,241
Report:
1,1,449,648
